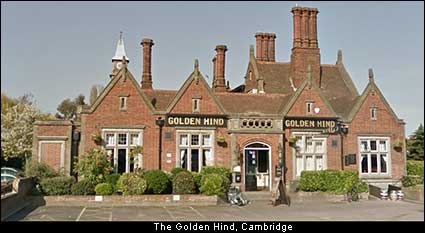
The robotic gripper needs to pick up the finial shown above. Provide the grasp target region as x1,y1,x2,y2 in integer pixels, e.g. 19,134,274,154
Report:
337,49,342,64
368,68,374,82
194,59,199,81
194,59,199,71
249,45,254,56
122,56,127,65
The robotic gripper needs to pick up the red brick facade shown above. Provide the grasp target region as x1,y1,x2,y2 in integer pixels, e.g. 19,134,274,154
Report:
33,5,406,192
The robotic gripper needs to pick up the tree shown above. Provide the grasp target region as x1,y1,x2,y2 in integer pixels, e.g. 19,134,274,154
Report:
89,85,98,105
55,94,87,120
1,92,18,114
407,124,424,161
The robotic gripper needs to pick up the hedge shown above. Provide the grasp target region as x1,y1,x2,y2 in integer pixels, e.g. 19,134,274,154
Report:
143,170,171,194
199,173,226,196
95,183,114,195
40,176,76,195
71,179,96,195
25,160,58,184
406,161,424,178
298,170,368,195
117,173,147,195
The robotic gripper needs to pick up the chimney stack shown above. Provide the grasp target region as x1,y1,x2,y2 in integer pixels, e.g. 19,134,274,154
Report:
213,45,227,92
141,38,154,89
292,7,319,48
255,32,276,62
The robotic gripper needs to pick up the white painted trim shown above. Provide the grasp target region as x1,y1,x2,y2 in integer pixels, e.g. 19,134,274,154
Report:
38,140,65,170
357,136,392,178
243,142,272,192
175,130,215,171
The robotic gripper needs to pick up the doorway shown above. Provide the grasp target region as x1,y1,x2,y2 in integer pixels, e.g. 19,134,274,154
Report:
117,149,127,174
244,142,271,191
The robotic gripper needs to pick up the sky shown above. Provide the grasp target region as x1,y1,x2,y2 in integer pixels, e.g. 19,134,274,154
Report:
1,1,424,135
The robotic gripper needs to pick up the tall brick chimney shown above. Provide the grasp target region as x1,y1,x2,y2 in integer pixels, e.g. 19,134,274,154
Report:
141,38,154,89
290,6,321,87
255,33,276,62
212,56,217,87
213,45,227,92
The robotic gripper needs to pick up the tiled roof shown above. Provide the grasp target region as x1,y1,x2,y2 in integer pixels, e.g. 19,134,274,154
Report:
143,89,177,111
216,92,292,114
256,62,293,94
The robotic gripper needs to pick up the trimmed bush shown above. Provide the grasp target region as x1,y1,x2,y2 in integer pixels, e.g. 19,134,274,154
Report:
71,179,96,195
298,170,367,195
144,170,171,194
172,171,196,194
117,173,147,195
171,167,189,179
199,166,231,192
402,175,424,187
25,159,58,184
192,172,202,192
199,173,226,196
95,183,114,195
73,148,112,184
40,176,75,195
407,161,424,177
106,173,121,192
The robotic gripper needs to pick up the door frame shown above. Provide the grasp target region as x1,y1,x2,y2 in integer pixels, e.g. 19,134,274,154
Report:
243,142,272,191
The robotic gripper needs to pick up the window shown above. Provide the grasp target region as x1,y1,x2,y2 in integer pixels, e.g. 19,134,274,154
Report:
293,133,327,177
120,97,127,111
192,99,200,112
358,137,390,176
103,130,143,173
370,107,377,120
306,101,314,115
177,131,213,172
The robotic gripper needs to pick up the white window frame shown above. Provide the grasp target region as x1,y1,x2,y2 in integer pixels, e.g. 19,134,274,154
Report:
119,97,127,111
102,129,143,173
176,130,214,172
370,107,377,120
306,101,314,115
192,98,201,113
292,132,328,179
358,136,391,178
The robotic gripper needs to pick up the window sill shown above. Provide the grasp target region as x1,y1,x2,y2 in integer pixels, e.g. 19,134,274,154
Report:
360,174,392,179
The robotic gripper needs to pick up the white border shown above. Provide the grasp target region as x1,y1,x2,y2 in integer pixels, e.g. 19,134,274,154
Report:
244,142,272,192
38,140,65,169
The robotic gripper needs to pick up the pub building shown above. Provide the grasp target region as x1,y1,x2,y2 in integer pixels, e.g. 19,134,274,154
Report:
33,6,406,192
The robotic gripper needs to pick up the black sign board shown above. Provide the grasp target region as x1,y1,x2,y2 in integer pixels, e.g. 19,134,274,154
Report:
166,114,227,127
345,154,357,166
284,117,340,134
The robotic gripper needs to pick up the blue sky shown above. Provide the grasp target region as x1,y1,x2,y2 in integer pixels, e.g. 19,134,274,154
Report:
1,1,424,135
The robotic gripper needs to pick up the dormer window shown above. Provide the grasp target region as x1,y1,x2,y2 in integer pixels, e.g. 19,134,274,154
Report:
119,97,127,111
370,107,377,120
192,96,201,113
306,101,314,115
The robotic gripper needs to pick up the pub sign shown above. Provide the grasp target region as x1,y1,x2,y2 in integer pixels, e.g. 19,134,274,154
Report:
166,114,227,127
284,117,340,134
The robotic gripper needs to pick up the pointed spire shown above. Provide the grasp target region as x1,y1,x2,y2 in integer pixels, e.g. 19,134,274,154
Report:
112,31,129,62
368,68,374,83
336,49,343,65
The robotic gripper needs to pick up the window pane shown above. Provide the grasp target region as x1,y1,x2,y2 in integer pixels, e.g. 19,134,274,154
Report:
370,140,377,151
106,133,115,146
118,133,127,145
191,135,199,146
371,154,378,173
295,136,303,151
315,141,324,153
203,149,213,166
306,137,313,153
180,149,187,169
380,154,387,173
191,149,199,172
316,155,323,170
130,134,139,146
258,151,268,173
129,149,134,172
306,155,314,171
296,156,303,177
180,135,188,146
379,141,387,152
202,135,211,146
360,141,368,152
117,149,126,174
361,154,368,173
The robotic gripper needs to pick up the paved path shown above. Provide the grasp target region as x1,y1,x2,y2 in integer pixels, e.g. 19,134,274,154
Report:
6,199,424,221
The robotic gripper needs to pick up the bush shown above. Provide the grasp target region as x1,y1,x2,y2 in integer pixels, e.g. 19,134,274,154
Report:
299,170,367,195
71,179,96,195
73,148,112,184
25,159,58,184
172,171,196,194
192,172,202,192
144,170,171,194
407,161,424,178
171,167,189,179
199,173,226,196
95,183,114,195
117,173,147,195
105,173,121,192
40,176,75,195
402,175,424,187
199,166,231,192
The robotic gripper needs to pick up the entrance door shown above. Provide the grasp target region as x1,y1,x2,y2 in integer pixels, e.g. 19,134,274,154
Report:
117,149,126,174
244,143,271,191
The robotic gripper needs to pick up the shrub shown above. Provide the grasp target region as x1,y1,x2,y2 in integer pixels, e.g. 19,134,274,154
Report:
95,183,114,195
402,175,424,187
171,167,189,179
199,173,226,196
40,176,75,195
192,172,202,192
71,179,96,195
199,166,231,192
25,159,58,184
172,171,196,194
406,161,424,178
73,148,112,184
105,173,121,192
144,170,171,194
298,170,367,195
117,173,147,195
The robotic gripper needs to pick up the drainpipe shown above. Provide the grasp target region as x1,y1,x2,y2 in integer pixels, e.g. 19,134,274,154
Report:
155,117,165,170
